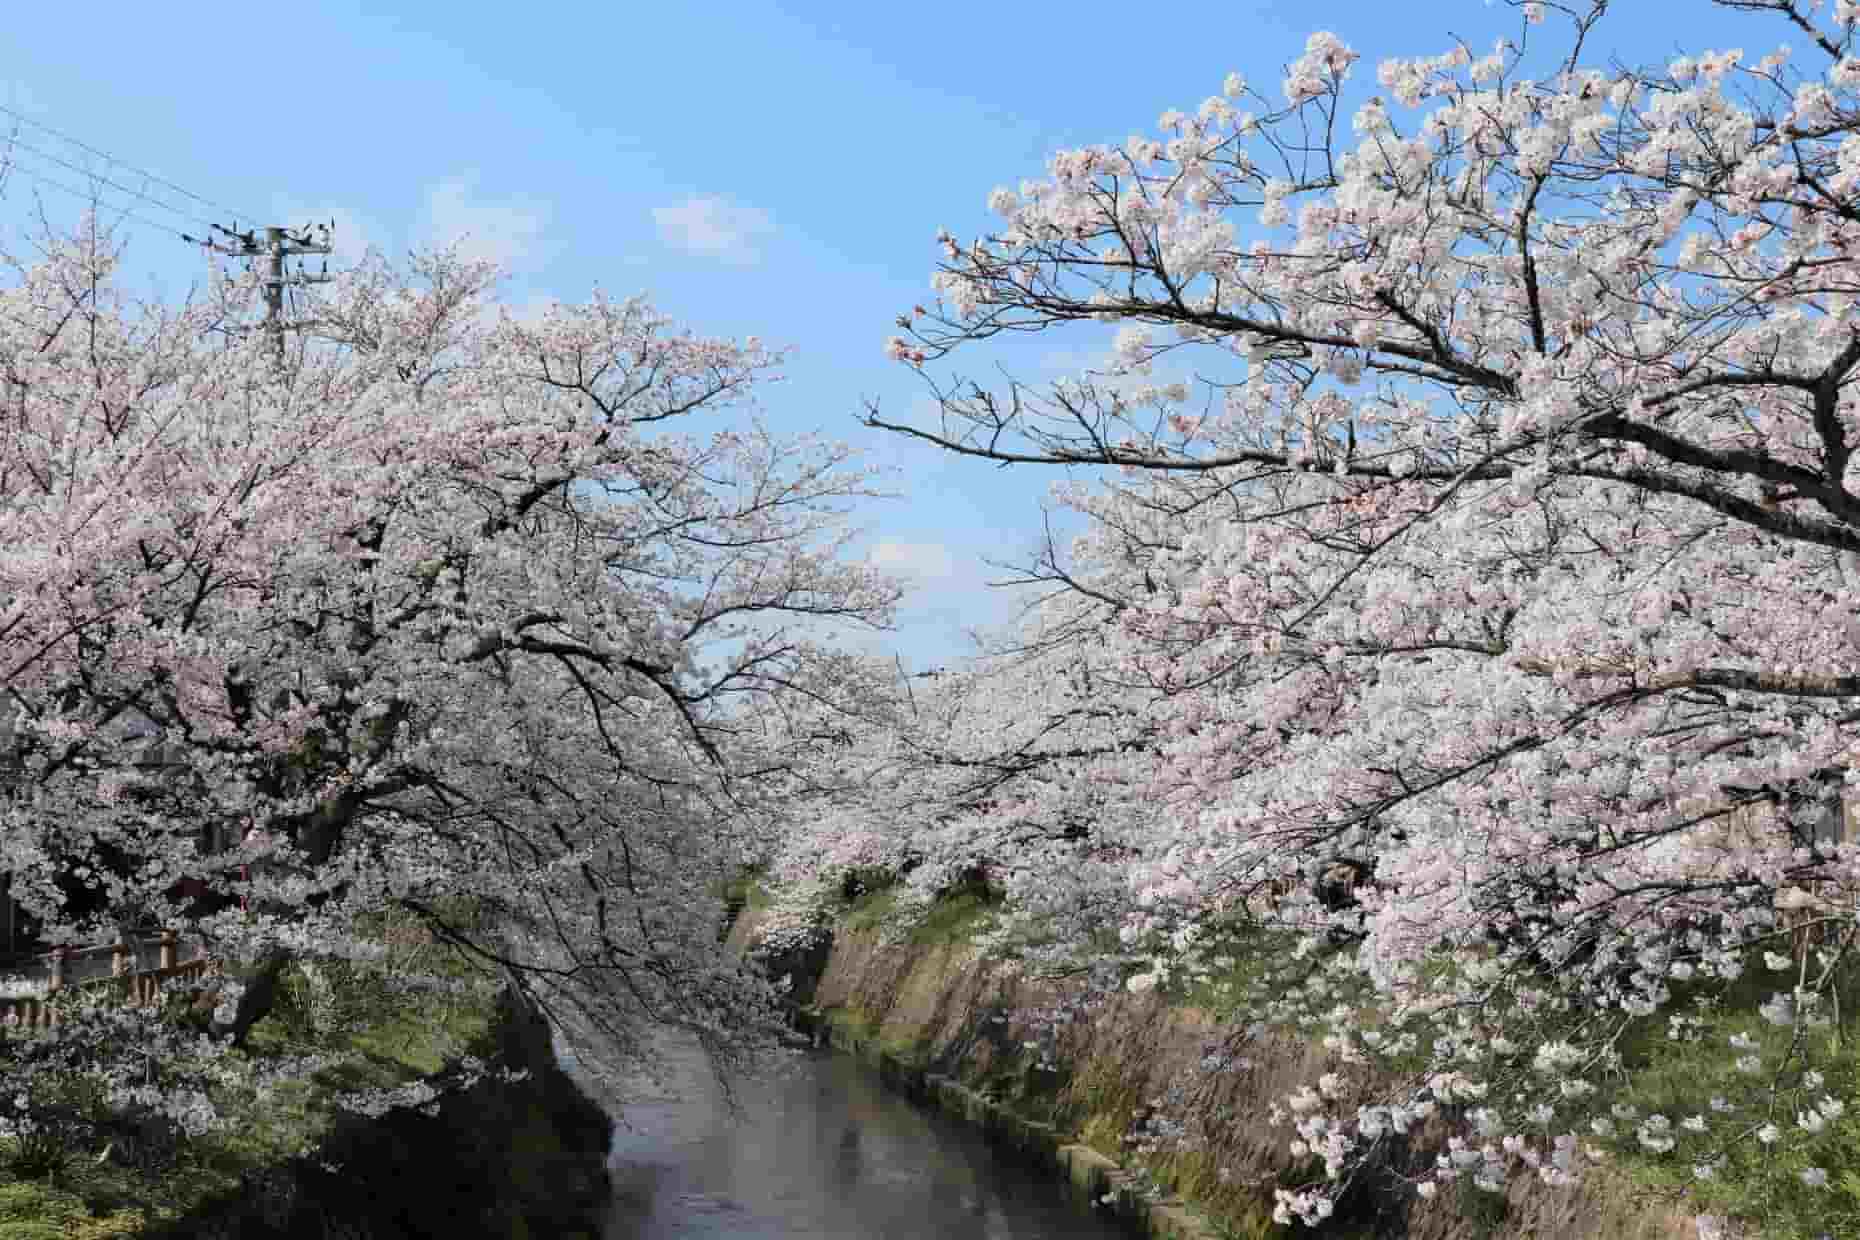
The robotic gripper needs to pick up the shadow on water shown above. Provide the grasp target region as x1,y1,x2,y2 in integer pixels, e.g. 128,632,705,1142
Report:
570,1036,1135,1240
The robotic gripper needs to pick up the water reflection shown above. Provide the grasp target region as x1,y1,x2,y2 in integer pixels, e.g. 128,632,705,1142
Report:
580,1038,1132,1239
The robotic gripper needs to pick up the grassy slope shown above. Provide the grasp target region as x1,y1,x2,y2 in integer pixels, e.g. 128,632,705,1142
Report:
0,904,500,1240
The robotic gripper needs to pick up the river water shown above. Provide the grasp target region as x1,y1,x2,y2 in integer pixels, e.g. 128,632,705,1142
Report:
571,1038,1136,1240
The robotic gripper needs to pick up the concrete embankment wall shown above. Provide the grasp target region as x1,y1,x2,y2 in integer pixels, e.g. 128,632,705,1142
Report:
790,1000,1218,1240
731,907,1708,1240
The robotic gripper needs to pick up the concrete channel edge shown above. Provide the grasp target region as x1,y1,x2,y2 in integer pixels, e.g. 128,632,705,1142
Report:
792,1004,1225,1240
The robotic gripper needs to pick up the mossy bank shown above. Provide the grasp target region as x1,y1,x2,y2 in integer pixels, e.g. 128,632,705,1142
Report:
0,907,614,1240
139,982,612,1240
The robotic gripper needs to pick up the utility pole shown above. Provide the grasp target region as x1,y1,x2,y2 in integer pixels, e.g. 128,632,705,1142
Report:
185,222,333,365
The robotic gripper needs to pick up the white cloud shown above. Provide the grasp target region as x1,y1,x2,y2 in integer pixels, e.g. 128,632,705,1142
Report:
417,174,550,269
651,195,773,264
869,539,956,582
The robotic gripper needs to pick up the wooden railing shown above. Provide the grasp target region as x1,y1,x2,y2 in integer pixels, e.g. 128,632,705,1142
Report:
0,931,218,1032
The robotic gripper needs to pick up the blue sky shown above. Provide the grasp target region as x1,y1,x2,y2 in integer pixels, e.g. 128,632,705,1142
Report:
0,1,1789,671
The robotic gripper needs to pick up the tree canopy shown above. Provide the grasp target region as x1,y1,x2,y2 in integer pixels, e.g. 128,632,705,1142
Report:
846,0,1860,1220
0,222,900,1127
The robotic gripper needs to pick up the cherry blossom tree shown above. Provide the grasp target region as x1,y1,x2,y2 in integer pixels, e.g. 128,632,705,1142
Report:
869,0,1860,1221
0,217,901,1135
766,593,1164,969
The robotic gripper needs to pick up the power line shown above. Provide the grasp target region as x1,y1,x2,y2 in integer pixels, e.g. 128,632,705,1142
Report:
0,101,259,225
0,159,196,243
4,136,221,233
0,105,337,366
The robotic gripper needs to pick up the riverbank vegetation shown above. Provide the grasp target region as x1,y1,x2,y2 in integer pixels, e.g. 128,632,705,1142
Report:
0,900,500,1238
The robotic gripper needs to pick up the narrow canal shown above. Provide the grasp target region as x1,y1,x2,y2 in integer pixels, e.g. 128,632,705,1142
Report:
576,1039,1137,1239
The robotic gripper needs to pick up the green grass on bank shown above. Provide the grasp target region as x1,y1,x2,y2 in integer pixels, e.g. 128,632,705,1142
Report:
840,885,901,935
0,899,501,1239
903,888,999,947
721,867,773,914
836,868,1000,948
1599,953,1860,1240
